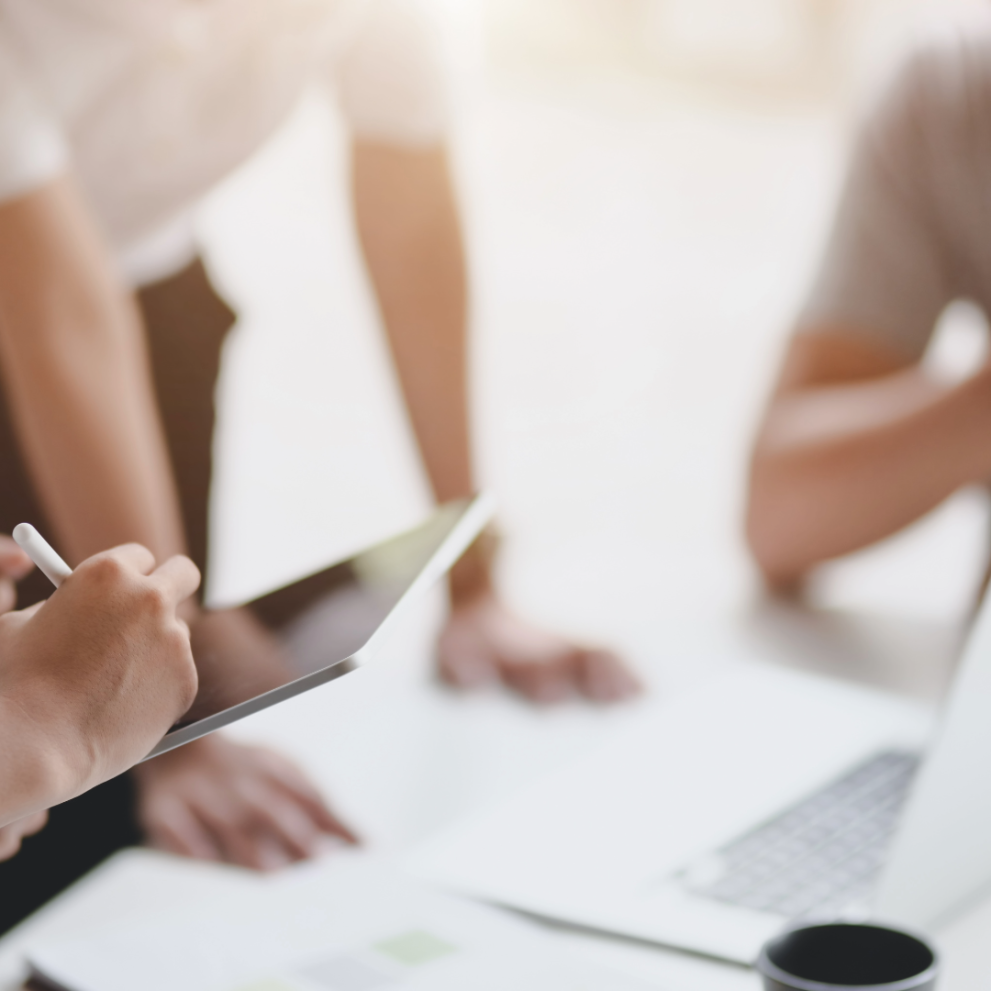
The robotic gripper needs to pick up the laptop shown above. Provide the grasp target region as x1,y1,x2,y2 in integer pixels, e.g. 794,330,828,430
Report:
408,590,991,964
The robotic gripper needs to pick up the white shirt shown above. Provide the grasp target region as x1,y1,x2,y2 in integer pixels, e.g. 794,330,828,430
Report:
0,0,449,285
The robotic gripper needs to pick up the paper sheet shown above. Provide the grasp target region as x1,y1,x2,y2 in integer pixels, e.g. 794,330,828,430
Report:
28,853,654,991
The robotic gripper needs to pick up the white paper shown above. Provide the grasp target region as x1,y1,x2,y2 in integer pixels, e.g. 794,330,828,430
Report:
28,853,653,991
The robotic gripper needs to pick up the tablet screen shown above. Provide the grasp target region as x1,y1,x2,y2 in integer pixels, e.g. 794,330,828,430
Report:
147,496,491,758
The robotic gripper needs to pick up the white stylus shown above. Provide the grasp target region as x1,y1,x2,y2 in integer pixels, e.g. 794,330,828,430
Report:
13,523,73,588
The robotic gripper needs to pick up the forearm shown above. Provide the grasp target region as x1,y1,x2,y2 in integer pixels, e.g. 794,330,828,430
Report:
352,140,472,503
748,366,991,583
0,308,184,564
0,180,186,567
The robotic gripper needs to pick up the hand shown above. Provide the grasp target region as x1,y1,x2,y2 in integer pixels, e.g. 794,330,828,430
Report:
438,589,642,703
0,811,47,862
133,735,358,871
0,543,200,825
0,536,33,613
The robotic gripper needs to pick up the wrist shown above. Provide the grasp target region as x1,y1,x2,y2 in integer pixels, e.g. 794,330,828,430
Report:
448,525,499,607
954,368,991,481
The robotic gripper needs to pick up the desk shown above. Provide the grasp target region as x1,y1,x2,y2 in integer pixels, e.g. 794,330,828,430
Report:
0,595,986,990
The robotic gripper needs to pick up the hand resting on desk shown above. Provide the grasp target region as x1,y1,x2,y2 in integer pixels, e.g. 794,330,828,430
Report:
439,588,641,704
129,607,358,871
439,535,641,703
134,735,357,870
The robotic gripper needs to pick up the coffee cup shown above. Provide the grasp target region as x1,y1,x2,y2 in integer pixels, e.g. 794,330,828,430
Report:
757,921,938,990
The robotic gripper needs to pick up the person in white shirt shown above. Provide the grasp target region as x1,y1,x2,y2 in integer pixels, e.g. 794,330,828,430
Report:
0,0,639,926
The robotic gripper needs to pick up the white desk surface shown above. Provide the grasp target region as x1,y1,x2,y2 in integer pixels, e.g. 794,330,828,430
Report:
1,594,987,991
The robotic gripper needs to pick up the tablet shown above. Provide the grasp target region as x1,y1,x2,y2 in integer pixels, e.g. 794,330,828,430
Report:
145,494,494,759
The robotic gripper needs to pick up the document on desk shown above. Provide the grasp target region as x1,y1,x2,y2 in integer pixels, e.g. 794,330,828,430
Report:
27,853,651,991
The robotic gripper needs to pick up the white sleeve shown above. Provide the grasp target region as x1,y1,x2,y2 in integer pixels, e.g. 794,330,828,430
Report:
330,0,450,147
0,34,67,202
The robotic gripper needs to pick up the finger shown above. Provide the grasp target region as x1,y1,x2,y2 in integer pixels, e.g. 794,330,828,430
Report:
143,797,224,862
0,811,47,863
278,786,359,844
0,829,20,862
0,600,46,639
439,654,497,689
437,637,499,689
226,770,327,860
245,789,324,860
252,834,295,872
0,539,33,580
280,788,359,844
196,777,322,868
18,810,48,838
249,750,360,845
267,778,359,846
150,555,201,607
254,749,330,808
101,543,158,576
217,821,278,871
0,539,33,610
578,649,643,702
193,795,278,871
0,580,15,615
500,653,577,704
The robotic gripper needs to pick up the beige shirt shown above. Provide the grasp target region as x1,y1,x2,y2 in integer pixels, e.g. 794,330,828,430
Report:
0,0,449,285
799,15,991,360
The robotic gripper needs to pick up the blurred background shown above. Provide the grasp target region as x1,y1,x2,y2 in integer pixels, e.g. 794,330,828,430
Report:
201,0,989,649
193,0,991,849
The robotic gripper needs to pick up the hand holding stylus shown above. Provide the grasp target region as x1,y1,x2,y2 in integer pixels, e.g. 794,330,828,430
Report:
0,534,201,828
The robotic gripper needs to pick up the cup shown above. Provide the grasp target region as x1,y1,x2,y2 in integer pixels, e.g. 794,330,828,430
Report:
757,922,939,991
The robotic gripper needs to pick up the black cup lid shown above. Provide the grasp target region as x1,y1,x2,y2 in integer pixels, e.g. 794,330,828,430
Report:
757,923,938,990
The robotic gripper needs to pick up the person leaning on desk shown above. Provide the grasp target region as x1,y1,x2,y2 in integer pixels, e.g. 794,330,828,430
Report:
0,537,200,863
748,15,991,590
0,0,640,933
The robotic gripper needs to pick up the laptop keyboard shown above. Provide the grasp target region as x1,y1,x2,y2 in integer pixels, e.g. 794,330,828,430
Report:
682,751,920,919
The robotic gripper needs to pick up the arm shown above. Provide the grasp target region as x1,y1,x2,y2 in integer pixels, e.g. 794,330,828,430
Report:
746,329,991,585
0,178,187,567
351,141,639,701
351,139,486,604
744,36,991,587
351,141,472,505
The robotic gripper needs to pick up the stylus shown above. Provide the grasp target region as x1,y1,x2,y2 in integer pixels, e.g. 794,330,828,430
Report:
12,523,73,588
